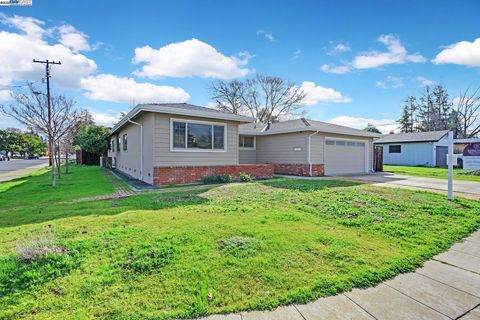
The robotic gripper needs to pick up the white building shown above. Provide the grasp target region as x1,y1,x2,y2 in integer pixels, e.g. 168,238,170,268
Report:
374,131,449,167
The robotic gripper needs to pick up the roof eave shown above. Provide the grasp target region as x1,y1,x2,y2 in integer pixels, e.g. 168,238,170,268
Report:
110,105,254,135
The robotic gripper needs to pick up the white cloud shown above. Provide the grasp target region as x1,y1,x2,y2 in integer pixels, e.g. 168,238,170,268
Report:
415,76,435,87
80,74,190,104
353,35,425,69
92,112,120,127
321,35,425,74
256,29,274,42
0,14,97,88
0,90,12,102
329,115,397,133
433,38,480,67
299,81,351,105
325,42,350,56
57,24,92,52
132,38,251,79
375,76,404,89
320,64,352,74
0,14,47,39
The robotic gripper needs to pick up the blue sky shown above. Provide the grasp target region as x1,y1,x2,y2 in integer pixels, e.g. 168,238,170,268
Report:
1,0,479,132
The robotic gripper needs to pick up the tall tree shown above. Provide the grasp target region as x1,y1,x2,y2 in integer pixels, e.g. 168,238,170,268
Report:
209,80,247,115
0,83,80,185
398,96,417,133
74,125,110,156
363,123,382,134
452,87,480,138
209,74,306,123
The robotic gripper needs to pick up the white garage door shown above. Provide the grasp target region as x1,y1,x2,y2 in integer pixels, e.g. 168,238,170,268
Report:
324,139,367,175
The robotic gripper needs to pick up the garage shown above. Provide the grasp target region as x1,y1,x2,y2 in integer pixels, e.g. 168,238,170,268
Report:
324,139,367,175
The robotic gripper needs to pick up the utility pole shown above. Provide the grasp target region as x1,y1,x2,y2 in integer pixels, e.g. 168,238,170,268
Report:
33,59,61,187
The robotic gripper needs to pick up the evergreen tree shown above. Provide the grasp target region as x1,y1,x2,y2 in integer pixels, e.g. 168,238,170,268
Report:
398,96,416,132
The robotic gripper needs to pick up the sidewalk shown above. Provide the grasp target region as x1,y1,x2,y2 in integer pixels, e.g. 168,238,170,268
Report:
199,230,480,320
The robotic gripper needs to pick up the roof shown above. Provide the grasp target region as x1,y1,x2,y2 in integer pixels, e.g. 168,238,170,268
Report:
238,118,381,138
111,103,254,134
373,130,449,144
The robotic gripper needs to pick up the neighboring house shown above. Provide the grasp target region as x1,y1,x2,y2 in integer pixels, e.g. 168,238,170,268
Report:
373,130,449,167
108,103,273,185
238,118,380,176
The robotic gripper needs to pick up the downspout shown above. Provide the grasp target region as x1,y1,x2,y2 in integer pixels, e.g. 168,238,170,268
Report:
307,131,320,176
128,119,144,181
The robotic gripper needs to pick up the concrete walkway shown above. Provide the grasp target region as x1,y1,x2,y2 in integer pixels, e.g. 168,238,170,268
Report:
342,173,480,200
199,230,480,320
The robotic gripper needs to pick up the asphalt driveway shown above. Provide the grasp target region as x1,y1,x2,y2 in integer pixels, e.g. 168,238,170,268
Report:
0,158,48,182
345,172,480,200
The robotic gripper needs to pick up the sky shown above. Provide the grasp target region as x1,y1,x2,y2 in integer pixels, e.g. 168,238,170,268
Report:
0,0,479,133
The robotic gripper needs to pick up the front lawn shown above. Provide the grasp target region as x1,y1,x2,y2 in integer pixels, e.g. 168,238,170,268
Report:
384,164,480,182
0,167,479,319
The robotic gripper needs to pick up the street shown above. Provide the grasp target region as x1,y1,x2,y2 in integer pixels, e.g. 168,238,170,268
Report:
0,158,48,183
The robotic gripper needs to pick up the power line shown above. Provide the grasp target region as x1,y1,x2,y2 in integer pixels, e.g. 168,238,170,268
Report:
33,59,61,186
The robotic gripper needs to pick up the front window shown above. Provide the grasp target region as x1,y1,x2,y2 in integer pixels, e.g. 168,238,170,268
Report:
389,145,401,153
123,134,128,151
239,135,255,149
171,120,226,151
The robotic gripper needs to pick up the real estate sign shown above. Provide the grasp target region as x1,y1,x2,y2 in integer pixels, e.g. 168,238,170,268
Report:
463,143,480,170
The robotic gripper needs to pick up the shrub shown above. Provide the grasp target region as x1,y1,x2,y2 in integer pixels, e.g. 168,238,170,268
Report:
239,173,252,182
219,236,260,258
16,228,67,263
122,241,176,275
201,174,232,184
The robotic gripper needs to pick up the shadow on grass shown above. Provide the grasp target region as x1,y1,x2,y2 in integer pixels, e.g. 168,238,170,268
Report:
0,189,211,228
261,178,363,192
0,165,212,228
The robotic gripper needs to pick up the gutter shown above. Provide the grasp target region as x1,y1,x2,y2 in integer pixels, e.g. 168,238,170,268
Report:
307,131,320,176
127,119,144,181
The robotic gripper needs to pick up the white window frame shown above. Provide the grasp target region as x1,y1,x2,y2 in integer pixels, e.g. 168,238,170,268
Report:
239,135,256,150
325,136,370,173
170,118,227,152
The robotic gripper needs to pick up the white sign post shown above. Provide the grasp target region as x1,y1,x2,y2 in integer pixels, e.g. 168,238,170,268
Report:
447,131,454,200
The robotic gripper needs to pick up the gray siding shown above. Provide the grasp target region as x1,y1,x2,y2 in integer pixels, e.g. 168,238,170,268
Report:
239,149,256,164
381,142,434,166
108,112,154,183
256,132,308,164
153,113,239,166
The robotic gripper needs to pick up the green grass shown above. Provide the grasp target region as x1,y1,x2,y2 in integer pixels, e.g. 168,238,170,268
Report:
384,164,480,182
0,167,479,319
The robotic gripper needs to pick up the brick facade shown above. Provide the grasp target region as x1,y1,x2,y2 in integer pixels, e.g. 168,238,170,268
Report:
273,163,324,176
153,164,274,185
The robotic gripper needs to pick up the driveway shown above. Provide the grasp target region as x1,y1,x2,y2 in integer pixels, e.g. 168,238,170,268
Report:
344,172,480,200
0,158,48,182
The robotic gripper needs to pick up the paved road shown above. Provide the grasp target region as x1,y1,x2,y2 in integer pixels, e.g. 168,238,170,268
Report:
346,172,480,200
200,230,480,320
0,158,48,182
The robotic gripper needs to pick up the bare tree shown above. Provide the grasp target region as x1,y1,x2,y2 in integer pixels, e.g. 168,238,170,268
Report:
0,84,80,185
453,87,480,138
209,74,306,123
209,80,246,115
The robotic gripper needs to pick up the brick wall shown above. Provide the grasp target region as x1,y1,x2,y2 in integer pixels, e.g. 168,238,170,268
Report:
273,163,324,176
153,164,274,185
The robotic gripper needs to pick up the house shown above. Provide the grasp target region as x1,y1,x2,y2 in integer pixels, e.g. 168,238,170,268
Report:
373,130,449,167
108,103,273,185
238,118,380,176
108,104,381,185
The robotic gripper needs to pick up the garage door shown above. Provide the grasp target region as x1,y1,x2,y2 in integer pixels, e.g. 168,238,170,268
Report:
324,139,367,175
